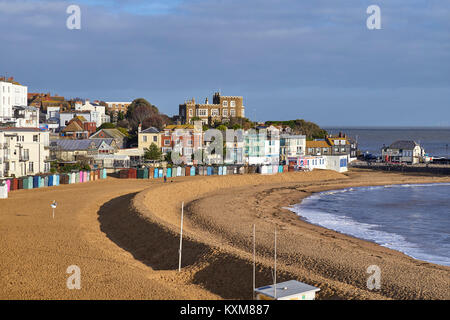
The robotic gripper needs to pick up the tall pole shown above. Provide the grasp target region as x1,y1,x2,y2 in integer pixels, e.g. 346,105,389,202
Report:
253,224,256,300
274,227,277,300
178,201,184,272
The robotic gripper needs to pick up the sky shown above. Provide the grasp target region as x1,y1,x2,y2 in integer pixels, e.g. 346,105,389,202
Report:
0,0,449,127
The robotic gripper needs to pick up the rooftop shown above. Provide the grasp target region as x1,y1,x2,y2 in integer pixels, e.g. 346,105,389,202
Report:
255,280,320,299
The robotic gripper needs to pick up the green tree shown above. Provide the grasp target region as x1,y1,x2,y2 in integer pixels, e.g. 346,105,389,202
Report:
144,143,162,161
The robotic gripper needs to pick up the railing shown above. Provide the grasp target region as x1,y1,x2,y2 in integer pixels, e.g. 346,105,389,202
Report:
19,154,29,161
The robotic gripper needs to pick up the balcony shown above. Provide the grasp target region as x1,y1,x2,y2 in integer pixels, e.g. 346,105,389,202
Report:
19,154,29,161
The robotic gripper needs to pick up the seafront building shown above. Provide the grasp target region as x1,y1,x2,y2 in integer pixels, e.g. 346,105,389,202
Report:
0,127,50,178
382,140,425,164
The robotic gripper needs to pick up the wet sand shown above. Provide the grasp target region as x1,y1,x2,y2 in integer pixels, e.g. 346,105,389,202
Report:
1,169,449,299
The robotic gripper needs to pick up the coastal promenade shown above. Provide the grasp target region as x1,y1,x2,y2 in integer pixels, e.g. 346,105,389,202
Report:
1,169,449,299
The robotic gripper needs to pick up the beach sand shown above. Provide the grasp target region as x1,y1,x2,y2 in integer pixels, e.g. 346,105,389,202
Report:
1,169,449,299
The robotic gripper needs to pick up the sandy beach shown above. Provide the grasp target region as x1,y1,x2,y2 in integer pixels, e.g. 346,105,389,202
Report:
1,169,449,299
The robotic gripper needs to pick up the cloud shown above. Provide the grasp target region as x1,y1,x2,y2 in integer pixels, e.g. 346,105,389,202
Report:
0,0,449,126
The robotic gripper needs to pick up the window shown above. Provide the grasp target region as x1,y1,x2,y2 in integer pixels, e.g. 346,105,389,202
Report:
230,109,236,117
143,136,147,142
211,109,219,117
223,101,228,107
164,140,170,146
153,136,157,142
230,101,235,107
189,109,193,117
33,135,38,142
29,162,34,173
223,109,228,117
197,109,208,117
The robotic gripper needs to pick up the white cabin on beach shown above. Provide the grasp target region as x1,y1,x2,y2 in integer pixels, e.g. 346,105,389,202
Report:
255,280,320,300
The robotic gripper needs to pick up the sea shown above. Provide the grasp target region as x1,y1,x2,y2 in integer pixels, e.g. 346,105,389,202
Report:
324,127,450,158
289,183,450,266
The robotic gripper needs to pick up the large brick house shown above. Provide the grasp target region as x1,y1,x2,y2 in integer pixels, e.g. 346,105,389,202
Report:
179,92,245,125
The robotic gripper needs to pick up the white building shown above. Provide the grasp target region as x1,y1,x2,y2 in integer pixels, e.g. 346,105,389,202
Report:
0,78,28,122
245,126,280,165
0,128,50,178
382,140,424,164
12,106,39,128
280,134,306,164
75,100,110,127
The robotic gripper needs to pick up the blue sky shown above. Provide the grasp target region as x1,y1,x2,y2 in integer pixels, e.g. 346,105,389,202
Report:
0,0,449,126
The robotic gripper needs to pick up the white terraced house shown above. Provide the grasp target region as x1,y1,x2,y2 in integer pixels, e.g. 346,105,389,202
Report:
0,78,28,122
0,128,50,178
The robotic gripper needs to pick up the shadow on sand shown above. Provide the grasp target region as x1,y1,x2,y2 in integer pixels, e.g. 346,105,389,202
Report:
98,192,211,271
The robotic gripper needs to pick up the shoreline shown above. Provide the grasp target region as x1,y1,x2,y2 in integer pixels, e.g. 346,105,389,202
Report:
134,169,450,299
285,182,450,267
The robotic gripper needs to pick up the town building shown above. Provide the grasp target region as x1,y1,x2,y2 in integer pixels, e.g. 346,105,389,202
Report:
161,124,203,164
50,138,117,162
0,127,50,178
138,126,161,150
28,92,67,111
244,126,280,165
105,101,131,114
382,140,424,164
179,92,245,125
74,100,110,127
12,105,39,128
280,134,306,164
0,77,28,122
305,140,331,156
89,128,128,149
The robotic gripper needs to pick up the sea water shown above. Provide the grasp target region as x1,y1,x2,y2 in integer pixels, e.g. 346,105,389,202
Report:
289,183,450,266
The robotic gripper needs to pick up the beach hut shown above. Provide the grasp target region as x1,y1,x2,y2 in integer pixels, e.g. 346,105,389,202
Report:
33,176,40,188
283,165,288,173
10,178,18,191
222,166,227,175
5,179,11,192
0,181,7,199
137,168,146,179
255,280,320,301
55,174,60,186
48,175,54,187
101,168,107,179
190,166,196,176
207,166,212,176
39,176,45,188
185,166,191,177
24,177,33,189
218,166,223,175
152,168,158,179
158,168,163,178
167,168,172,178
177,166,182,177
278,165,283,173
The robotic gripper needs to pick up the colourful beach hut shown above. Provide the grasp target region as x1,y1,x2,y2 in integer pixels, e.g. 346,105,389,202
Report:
190,166,196,176
167,168,172,178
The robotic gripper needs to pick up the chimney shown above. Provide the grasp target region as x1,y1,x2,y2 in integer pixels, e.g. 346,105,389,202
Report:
7,77,14,82
138,123,142,133
205,97,209,104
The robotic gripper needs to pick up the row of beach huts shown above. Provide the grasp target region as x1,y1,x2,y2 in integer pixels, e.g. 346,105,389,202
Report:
0,164,299,199
0,169,108,199
118,164,294,179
